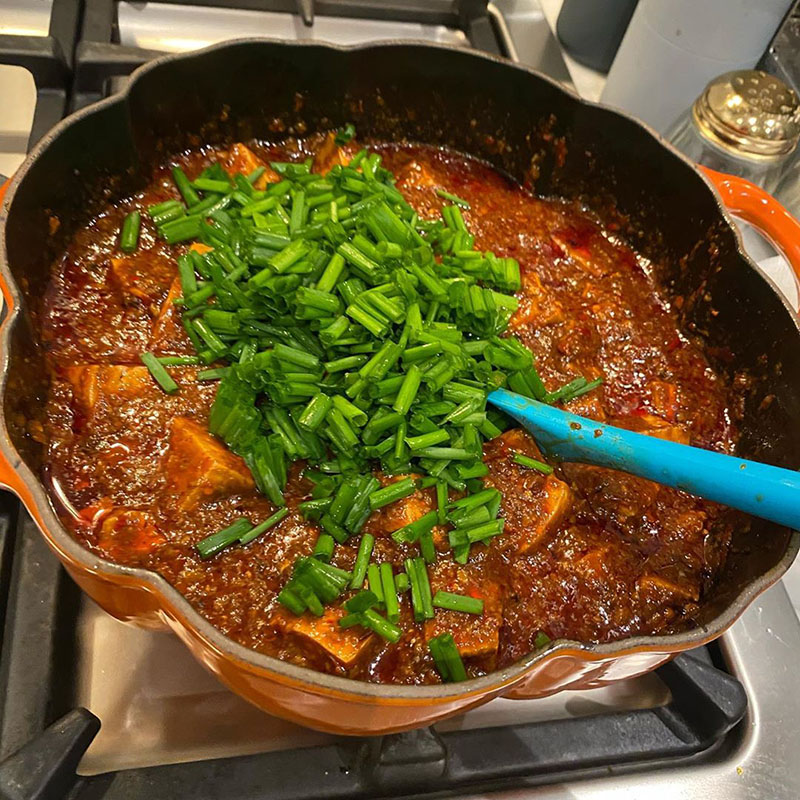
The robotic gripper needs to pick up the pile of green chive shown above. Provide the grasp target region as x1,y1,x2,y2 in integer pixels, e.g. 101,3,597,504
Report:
123,128,600,682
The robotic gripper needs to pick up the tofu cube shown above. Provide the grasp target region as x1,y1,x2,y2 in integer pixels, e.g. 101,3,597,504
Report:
65,365,152,417
97,508,165,560
424,562,502,659
163,417,254,509
637,574,699,603
286,607,372,667
312,131,351,174
223,143,280,189
109,252,176,304
483,429,573,553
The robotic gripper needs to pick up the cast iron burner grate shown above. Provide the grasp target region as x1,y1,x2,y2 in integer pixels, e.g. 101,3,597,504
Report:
0,4,749,797
70,0,513,111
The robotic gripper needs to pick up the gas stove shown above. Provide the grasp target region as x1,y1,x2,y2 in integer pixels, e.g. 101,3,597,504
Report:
1,2,799,798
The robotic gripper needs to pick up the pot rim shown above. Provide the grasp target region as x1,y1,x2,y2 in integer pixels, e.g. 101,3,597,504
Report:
1,37,797,703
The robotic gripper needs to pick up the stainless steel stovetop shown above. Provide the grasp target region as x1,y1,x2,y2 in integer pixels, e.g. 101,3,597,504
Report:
1,1,799,797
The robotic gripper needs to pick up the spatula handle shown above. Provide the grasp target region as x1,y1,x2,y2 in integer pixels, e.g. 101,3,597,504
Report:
489,388,800,531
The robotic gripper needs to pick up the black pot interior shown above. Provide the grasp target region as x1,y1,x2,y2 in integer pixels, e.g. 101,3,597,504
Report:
3,41,798,630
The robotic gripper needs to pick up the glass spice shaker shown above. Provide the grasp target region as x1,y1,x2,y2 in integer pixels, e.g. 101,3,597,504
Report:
667,69,800,194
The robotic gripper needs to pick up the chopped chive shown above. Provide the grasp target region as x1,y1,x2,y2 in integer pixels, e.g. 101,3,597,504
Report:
350,533,375,589
298,393,332,432
361,608,402,642
406,430,449,451
405,558,423,621
419,526,436,564
436,482,448,525
369,477,416,510
432,591,484,615
429,632,467,682
196,518,252,559
435,189,471,209
239,507,289,545
197,367,229,381
312,533,335,562
367,563,384,603
140,351,179,394
415,557,434,619
319,513,349,544
512,452,554,474
119,211,141,252
380,563,400,623
393,364,422,415
172,166,201,206
156,355,201,366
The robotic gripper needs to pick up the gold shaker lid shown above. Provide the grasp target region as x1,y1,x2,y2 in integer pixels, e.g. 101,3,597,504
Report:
693,69,800,159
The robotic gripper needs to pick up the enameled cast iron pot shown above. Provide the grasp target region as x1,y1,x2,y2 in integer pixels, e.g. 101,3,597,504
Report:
1,41,800,735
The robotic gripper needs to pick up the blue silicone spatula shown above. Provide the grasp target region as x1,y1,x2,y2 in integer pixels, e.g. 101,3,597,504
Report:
488,387,800,530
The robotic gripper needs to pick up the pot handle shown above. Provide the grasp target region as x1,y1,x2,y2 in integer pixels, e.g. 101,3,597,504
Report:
700,166,800,284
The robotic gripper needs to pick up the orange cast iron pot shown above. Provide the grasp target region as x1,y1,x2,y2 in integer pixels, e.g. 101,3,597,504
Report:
1,41,799,735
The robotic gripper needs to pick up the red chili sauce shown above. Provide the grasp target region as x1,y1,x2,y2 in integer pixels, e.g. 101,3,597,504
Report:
41,134,740,684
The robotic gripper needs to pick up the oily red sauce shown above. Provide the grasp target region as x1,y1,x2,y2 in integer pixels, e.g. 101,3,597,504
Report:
41,137,741,684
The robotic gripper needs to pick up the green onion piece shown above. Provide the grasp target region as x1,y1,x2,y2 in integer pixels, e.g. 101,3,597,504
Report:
435,189,471,209
160,214,202,244
345,589,379,613
239,507,289,545
332,395,368,427
419,526,436,564
172,166,201,206
393,364,422,415
193,178,231,193
404,558,422,621
432,590,484,615
380,563,400,623
298,393,332,432
119,211,141,252
392,510,438,545
324,354,368,373
298,497,332,521
197,367,229,381
395,573,410,592
512,452,554,474
277,587,306,615
429,632,467,682
156,355,200,366
448,488,499,512
196,518,252,559
436,482,448,525
335,123,356,145
415,557,434,619
367,563,384,603
140,351,179,394
312,533,335,562
534,631,552,649
350,533,375,589
406,430,449,451
361,608,402,643
320,513,349,544
417,447,472,461
369,477,416,510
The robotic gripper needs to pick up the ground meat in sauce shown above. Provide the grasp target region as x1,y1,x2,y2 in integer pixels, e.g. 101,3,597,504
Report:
41,137,741,684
